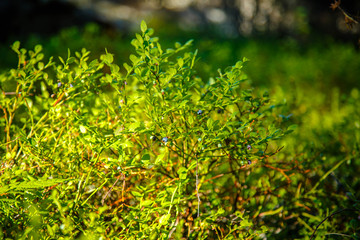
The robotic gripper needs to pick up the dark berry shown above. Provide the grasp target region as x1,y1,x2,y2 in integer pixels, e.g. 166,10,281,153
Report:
197,109,203,115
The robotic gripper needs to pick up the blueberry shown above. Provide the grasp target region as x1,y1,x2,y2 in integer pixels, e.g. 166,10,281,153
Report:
247,160,252,165
162,137,168,143
57,82,62,88
247,145,251,150
197,109,203,115
217,109,223,114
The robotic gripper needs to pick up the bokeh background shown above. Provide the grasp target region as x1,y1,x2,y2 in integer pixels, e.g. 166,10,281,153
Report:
1,0,360,41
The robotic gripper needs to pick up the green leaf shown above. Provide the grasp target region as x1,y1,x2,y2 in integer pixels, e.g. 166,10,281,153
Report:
141,199,153,207
67,57,75,64
121,140,134,148
136,33,144,44
207,118,213,129
130,54,139,65
177,57,184,68
38,62,44,70
79,125,87,133
58,56,65,65
101,53,114,64
131,191,143,198
36,53,44,61
188,115,194,125
141,20,147,33
34,44,42,53
131,39,140,49
177,167,188,180
155,151,167,164
123,63,132,74
11,41,20,53
110,64,120,74
301,212,322,221
107,53,114,63
184,39,194,46
217,207,225,215
159,213,170,226
284,124,297,134
287,124,298,132
141,154,151,161
47,224,55,237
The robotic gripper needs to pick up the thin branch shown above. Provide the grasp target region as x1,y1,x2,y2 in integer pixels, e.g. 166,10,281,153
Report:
309,208,359,240
101,175,120,205
196,154,200,218
330,0,359,29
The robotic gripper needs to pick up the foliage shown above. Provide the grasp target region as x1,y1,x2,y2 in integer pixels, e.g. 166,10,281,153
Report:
0,21,292,239
1,21,359,239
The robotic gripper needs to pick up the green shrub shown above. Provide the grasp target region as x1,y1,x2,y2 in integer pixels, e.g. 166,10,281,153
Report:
2,20,359,240
0,21,292,239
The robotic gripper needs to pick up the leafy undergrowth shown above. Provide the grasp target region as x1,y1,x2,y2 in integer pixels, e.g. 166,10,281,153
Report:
1,21,359,239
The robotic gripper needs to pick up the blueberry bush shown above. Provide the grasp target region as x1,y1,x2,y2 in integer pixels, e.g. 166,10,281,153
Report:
0,21,294,239
1,20,359,239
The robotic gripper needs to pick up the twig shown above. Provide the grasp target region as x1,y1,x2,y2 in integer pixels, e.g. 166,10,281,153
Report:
309,208,359,240
3,92,18,95
263,164,292,183
330,0,359,28
196,154,200,218
168,215,180,239
101,174,121,205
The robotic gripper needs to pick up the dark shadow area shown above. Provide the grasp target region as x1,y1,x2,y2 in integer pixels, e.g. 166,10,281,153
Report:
2,0,360,44
0,0,110,43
